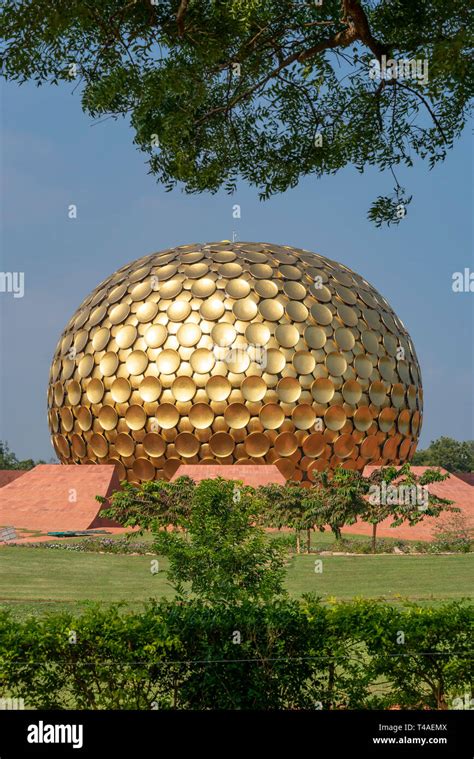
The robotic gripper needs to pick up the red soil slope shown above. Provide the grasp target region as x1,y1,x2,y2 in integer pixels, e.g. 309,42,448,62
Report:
0,464,120,532
0,470,27,488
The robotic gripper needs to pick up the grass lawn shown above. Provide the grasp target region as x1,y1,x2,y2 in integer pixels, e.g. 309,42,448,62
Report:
0,544,472,620
284,553,474,601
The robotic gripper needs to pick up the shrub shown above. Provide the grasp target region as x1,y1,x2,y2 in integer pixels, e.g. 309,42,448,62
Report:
0,599,471,710
5,538,154,554
153,478,286,605
359,601,474,709
322,538,411,555
430,514,473,553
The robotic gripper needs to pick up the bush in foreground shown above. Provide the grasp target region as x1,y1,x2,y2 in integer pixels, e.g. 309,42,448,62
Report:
0,599,471,711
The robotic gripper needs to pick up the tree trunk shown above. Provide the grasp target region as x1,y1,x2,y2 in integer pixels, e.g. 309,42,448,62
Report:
327,661,335,710
306,527,311,553
333,526,341,542
296,531,301,554
173,675,178,709
372,523,377,553
435,685,448,710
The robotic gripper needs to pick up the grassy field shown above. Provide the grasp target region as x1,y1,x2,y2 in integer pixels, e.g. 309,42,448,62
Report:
0,543,472,620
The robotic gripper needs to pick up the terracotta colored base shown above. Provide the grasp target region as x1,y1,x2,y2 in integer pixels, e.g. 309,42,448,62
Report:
0,465,120,532
171,463,287,487
0,470,27,488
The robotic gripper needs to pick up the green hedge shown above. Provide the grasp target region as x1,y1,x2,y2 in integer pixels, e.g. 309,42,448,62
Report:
0,598,472,710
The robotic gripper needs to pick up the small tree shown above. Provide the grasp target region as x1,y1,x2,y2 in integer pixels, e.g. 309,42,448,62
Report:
431,512,473,553
153,478,286,606
97,476,195,532
305,468,367,543
363,463,457,552
258,482,313,553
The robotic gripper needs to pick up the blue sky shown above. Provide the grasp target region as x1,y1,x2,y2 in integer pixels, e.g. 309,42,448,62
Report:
0,80,472,461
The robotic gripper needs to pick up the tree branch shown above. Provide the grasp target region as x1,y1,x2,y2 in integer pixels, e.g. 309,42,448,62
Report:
343,0,389,61
195,1,390,127
196,27,359,125
398,82,448,144
176,0,189,37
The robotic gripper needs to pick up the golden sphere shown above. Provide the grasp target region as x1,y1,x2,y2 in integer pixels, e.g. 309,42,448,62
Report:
47,242,423,483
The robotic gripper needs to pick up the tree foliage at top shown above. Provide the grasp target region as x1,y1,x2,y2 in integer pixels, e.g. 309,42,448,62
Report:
1,0,472,225
0,441,46,470
412,436,474,472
